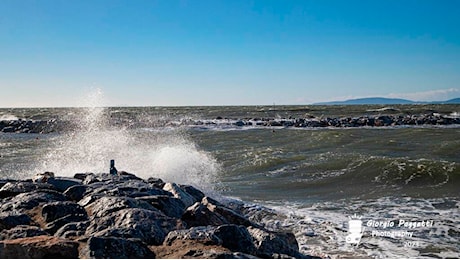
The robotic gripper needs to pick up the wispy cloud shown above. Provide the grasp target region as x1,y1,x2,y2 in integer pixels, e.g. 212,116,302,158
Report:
386,88,460,102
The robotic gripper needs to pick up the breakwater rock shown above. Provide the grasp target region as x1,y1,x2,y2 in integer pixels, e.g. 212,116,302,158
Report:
190,113,460,128
0,119,63,134
0,171,313,258
1,112,460,134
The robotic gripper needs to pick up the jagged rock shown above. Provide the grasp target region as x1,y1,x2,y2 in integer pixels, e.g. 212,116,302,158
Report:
214,224,257,255
0,190,67,213
55,221,89,239
78,194,102,208
80,236,155,258
180,184,205,202
117,171,144,181
164,226,223,246
164,225,257,257
44,214,89,235
85,196,156,218
163,182,197,208
32,172,55,183
0,225,48,240
41,201,87,223
63,185,88,201
182,202,228,227
0,172,307,258
82,173,99,185
73,173,91,181
147,177,165,188
0,181,55,198
0,235,79,258
152,239,257,259
136,195,186,218
202,197,253,227
86,208,183,245
0,212,32,230
248,226,303,258
46,177,82,192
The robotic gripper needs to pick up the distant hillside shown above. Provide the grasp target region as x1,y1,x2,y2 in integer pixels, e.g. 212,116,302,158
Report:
314,97,460,105
444,98,460,104
315,97,414,105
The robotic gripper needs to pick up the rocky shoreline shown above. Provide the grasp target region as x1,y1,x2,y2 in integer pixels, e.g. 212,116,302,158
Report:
1,112,459,134
0,171,313,258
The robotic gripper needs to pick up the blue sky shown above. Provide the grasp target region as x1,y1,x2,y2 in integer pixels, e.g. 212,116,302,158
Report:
1,0,460,107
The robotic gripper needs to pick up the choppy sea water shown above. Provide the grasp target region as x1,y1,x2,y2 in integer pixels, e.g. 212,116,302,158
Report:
1,104,459,258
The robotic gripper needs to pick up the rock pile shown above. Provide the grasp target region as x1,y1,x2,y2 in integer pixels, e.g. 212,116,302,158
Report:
0,119,60,134
207,113,460,128
0,171,311,258
1,112,459,134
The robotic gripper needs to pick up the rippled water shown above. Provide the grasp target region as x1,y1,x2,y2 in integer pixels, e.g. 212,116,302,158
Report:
1,104,459,258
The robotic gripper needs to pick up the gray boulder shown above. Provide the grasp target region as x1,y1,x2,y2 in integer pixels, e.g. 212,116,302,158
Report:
41,201,87,223
136,195,186,218
0,235,79,258
163,182,197,208
0,212,32,230
46,177,82,192
63,185,89,202
0,181,55,198
248,226,303,258
0,225,48,240
0,189,67,212
55,221,89,239
86,208,183,245
85,196,156,218
80,236,155,259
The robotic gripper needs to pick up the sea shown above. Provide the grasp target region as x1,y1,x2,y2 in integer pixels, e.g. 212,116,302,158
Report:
1,96,459,258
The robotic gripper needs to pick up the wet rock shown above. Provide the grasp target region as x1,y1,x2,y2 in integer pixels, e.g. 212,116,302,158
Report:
0,189,67,213
55,221,89,239
80,236,155,259
180,184,205,202
63,185,88,202
182,202,228,227
214,224,257,255
44,214,89,235
164,225,257,256
46,177,82,192
73,173,91,181
152,239,257,259
147,177,165,188
85,196,156,218
86,208,183,245
0,235,79,258
136,195,186,218
41,201,87,223
0,225,48,240
202,197,253,227
0,212,32,230
182,197,252,229
0,171,307,258
0,181,55,198
248,226,303,258
163,182,197,208
164,226,223,246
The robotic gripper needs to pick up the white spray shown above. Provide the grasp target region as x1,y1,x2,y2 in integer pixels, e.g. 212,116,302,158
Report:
33,89,220,191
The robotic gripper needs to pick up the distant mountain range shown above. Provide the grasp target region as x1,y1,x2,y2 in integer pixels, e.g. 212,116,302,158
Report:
314,97,460,105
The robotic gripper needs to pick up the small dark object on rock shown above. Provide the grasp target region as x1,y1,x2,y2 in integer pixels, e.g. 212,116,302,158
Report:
110,159,118,175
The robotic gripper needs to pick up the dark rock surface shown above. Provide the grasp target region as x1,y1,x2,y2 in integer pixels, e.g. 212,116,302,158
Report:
0,171,313,258
2,111,459,135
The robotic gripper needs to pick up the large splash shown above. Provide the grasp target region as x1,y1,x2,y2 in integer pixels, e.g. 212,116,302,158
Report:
33,89,220,191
